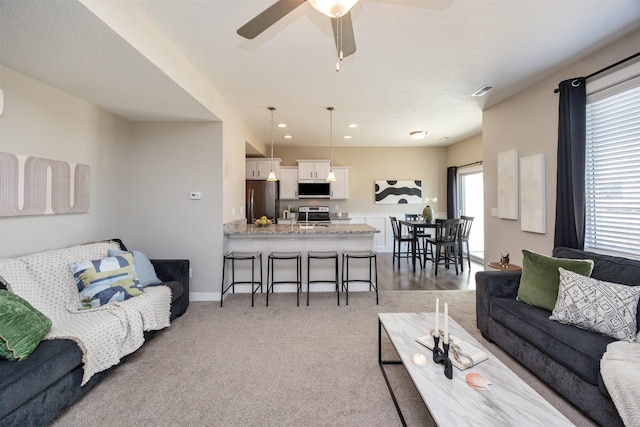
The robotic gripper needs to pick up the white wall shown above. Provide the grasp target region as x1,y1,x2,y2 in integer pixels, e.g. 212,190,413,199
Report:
483,28,640,266
0,66,131,257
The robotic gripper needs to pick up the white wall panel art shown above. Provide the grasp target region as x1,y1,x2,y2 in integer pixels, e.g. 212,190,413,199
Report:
0,152,90,217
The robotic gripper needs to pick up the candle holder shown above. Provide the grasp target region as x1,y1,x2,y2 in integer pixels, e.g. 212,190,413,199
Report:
432,332,453,380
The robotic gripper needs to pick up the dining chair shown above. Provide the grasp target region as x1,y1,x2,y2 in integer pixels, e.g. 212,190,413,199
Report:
390,216,416,268
458,216,474,271
425,218,462,275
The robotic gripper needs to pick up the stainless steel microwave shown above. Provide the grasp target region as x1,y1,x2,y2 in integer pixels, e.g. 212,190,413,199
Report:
297,182,331,198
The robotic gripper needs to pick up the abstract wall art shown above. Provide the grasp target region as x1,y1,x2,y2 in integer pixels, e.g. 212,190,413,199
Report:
0,152,90,217
374,180,422,204
520,153,546,233
497,149,518,220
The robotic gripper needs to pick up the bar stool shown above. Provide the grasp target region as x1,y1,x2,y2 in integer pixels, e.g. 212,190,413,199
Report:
307,251,340,306
341,250,378,305
267,251,302,307
220,251,262,307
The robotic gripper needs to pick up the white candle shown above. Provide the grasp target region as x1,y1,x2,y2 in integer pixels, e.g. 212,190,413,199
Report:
444,303,449,344
435,297,439,335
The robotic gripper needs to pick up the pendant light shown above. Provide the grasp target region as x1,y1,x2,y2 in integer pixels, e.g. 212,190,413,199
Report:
266,106,278,182
326,106,336,182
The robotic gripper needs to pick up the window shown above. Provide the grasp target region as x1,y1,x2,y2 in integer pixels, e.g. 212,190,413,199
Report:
457,167,484,262
585,71,640,257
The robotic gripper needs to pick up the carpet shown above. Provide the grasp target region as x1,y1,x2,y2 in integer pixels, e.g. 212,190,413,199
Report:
51,290,594,426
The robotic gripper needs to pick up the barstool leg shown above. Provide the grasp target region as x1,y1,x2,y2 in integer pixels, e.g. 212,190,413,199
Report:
344,254,349,306
307,256,311,306
374,254,379,305
266,256,271,307
297,255,302,307
335,256,340,306
220,257,226,307
251,257,255,308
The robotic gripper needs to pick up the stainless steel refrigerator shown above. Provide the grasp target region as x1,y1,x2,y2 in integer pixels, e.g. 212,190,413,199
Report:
246,180,279,222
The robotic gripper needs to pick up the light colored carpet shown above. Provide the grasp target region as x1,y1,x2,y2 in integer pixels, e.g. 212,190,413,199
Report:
51,290,595,426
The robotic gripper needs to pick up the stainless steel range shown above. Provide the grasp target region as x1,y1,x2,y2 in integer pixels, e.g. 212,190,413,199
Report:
297,206,331,224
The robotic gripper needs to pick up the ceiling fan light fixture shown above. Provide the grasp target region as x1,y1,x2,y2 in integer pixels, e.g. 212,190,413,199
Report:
410,130,426,140
308,0,359,18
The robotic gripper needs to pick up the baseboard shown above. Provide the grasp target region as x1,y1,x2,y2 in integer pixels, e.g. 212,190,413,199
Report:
190,282,377,302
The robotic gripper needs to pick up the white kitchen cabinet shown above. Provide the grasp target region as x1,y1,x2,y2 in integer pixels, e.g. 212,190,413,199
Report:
279,166,298,199
297,160,330,182
330,167,349,199
246,158,280,180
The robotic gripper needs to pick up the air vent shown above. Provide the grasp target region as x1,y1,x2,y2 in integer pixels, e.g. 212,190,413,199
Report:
471,85,493,97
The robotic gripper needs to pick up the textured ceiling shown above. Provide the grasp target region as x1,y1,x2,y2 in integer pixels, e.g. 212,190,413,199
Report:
2,0,640,148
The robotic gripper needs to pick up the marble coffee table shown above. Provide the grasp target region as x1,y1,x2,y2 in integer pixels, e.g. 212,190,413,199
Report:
378,312,574,426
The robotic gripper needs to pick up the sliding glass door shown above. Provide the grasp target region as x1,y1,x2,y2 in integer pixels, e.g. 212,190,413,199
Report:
458,168,484,262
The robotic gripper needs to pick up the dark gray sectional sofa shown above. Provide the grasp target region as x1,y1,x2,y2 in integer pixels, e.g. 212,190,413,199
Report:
0,239,189,427
475,246,640,426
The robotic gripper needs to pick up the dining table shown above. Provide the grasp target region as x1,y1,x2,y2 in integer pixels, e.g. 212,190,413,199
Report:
399,220,438,273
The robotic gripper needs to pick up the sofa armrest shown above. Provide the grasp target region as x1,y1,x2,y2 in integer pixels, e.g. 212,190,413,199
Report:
475,270,521,338
151,259,189,289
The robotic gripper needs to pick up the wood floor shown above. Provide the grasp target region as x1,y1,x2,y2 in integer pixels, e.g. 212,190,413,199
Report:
376,252,483,291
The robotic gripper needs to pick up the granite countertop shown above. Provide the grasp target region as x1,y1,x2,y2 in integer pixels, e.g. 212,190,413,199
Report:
224,223,378,236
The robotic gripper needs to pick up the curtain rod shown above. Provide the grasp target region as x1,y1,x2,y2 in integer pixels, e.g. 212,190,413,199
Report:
456,160,483,168
553,51,640,93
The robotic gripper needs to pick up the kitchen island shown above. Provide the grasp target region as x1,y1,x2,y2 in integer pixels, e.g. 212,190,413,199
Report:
223,222,380,300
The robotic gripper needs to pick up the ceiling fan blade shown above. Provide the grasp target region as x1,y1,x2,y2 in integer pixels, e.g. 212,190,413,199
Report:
237,0,306,39
331,11,356,57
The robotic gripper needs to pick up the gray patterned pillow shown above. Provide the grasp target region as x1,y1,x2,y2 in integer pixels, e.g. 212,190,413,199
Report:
551,268,640,342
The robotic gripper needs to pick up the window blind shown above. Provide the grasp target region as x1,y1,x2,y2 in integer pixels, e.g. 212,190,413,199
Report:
585,75,640,256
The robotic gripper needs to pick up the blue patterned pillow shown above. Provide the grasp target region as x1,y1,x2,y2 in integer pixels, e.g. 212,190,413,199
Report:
70,253,143,310
107,249,161,287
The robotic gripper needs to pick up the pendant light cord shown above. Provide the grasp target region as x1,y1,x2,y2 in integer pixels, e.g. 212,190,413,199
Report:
336,15,343,72
269,106,275,175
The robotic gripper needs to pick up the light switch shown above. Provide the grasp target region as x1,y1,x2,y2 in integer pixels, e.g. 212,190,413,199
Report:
190,191,202,200
491,208,498,217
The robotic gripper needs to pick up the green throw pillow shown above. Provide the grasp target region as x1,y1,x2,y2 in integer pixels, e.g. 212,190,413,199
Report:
517,249,594,311
0,290,52,361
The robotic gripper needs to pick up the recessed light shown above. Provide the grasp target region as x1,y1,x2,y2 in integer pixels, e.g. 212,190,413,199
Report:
410,131,426,140
471,85,493,97
344,135,352,139
348,123,358,128
277,123,287,128
284,135,292,139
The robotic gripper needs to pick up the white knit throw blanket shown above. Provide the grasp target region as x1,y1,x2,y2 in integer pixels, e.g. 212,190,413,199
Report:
0,241,171,385
601,340,640,427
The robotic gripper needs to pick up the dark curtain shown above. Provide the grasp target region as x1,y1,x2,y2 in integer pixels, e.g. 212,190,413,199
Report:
447,166,458,218
554,78,586,249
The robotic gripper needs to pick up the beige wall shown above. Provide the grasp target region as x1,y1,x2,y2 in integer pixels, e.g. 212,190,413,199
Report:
128,122,223,294
483,28,640,266
223,107,260,223
274,145,449,217
0,66,131,257
0,66,256,297
446,134,483,168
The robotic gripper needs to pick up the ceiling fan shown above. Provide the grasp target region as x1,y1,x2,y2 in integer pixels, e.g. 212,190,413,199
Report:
237,0,358,59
